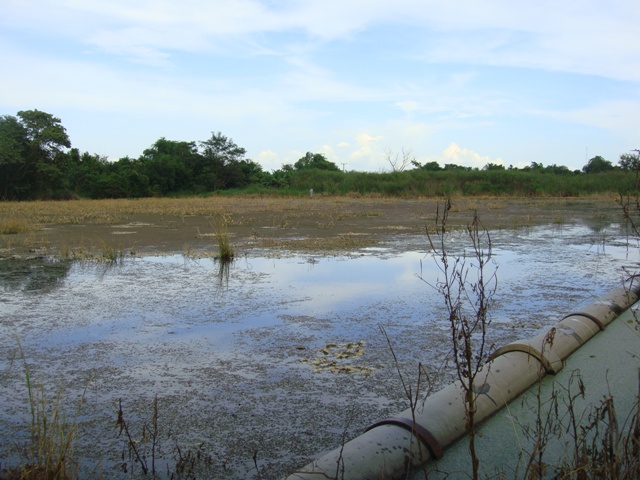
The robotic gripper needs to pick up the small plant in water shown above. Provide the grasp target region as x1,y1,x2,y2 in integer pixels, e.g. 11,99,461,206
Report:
4,343,88,480
213,215,234,261
97,240,125,263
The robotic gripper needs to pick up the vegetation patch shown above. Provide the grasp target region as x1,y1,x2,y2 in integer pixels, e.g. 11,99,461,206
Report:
301,341,375,374
0,218,35,235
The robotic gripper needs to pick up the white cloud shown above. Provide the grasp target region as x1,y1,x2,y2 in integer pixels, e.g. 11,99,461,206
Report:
257,149,280,171
4,1,636,80
395,101,419,115
442,143,504,169
342,133,384,170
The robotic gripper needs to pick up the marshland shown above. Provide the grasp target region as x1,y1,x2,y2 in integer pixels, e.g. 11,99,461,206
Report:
1,195,639,478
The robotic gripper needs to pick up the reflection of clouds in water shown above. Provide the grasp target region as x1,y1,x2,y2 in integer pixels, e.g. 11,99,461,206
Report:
244,252,433,316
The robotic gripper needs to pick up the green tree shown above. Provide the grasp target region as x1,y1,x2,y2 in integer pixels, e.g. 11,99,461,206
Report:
0,110,71,199
18,110,71,197
619,152,640,172
293,152,340,171
483,162,505,171
141,138,197,194
0,115,28,199
198,132,247,190
545,164,571,174
411,160,442,171
67,150,109,197
444,163,472,171
583,155,614,173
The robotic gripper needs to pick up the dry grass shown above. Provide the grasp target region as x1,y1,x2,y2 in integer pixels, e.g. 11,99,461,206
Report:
0,218,36,235
1,345,89,480
0,197,322,225
0,195,622,259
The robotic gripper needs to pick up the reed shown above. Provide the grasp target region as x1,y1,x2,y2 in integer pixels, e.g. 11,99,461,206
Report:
6,343,87,480
213,215,234,261
0,218,34,234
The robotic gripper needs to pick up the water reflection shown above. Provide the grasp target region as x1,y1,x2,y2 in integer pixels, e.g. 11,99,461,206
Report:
214,257,233,289
0,222,639,479
0,257,72,293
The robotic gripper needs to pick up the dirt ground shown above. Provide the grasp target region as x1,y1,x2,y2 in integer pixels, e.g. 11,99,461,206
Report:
0,195,624,258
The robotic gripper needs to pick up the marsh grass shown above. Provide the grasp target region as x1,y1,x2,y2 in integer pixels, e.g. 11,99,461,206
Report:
212,216,234,261
57,239,126,264
97,240,125,263
0,218,35,235
511,369,640,480
3,345,89,480
413,199,640,479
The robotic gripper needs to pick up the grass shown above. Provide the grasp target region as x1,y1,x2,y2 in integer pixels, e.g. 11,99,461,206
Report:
1,344,88,480
0,195,621,226
3,347,217,480
212,215,234,261
0,218,35,235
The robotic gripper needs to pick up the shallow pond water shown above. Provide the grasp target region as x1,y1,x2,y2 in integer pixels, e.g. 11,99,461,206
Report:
1,221,638,478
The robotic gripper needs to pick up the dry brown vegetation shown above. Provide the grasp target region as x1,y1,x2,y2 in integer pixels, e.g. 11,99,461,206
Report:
0,195,623,259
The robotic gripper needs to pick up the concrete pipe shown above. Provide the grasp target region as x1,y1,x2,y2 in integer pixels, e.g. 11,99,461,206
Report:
284,282,640,480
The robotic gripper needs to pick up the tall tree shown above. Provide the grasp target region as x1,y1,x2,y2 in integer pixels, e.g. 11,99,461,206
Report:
198,132,247,190
293,152,340,171
17,109,71,156
1,110,72,198
141,138,196,195
0,115,28,199
583,155,614,173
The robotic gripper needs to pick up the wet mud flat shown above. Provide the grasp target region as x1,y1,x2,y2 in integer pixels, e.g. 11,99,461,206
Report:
0,196,638,478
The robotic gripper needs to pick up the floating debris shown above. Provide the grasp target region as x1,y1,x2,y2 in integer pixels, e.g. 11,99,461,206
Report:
300,340,374,374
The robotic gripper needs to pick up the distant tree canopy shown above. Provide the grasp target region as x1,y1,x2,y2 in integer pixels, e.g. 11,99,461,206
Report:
293,152,341,171
0,110,71,199
411,160,442,171
583,155,615,174
1,109,638,200
619,152,640,173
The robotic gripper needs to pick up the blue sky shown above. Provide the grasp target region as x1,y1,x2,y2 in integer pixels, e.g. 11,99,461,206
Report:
2,1,639,172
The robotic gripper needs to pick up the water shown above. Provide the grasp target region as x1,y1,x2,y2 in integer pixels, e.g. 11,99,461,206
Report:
0,222,637,478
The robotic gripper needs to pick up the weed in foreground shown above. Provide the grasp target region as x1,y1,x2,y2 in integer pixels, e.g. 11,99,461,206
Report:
2,344,88,480
423,199,498,480
513,369,640,480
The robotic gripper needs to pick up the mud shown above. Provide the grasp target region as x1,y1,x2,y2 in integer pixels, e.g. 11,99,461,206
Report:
0,196,623,258
0,196,637,479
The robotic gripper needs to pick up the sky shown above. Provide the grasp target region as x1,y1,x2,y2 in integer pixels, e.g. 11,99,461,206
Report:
1,1,639,173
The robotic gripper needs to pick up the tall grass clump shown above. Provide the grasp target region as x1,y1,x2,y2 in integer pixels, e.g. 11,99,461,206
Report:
213,215,234,261
98,240,125,263
0,218,34,235
6,344,88,480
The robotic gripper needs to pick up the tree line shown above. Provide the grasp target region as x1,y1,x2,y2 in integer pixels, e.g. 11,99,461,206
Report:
1,109,638,200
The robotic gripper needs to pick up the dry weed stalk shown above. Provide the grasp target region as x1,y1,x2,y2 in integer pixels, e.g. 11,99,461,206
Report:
8,343,89,480
381,326,434,479
116,396,159,476
423,199,498,480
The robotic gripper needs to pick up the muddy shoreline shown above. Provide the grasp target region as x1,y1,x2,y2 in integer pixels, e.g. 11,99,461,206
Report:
0,196,624,258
